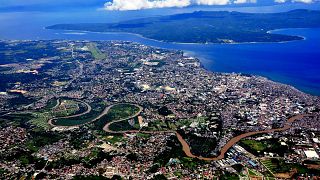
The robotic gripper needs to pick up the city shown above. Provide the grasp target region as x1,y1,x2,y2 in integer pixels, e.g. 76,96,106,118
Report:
0,40,319,179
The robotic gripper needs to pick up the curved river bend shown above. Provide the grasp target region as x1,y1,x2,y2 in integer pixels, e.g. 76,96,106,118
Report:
101,106,308,161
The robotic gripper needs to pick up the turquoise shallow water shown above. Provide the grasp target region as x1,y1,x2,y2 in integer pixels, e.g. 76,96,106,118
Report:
0,7,319,96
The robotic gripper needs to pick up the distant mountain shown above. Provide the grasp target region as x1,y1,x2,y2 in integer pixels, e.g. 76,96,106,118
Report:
47,9,320,44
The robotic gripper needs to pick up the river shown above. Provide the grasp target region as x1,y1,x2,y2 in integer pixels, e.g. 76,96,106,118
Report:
101,106,308,161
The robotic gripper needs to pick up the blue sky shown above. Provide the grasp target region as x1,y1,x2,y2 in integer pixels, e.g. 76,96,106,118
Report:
0,0,105,11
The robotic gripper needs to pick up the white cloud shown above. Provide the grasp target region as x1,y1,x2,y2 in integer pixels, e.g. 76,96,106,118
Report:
274,0,286,3
104,0,251,10
292,0,313,3
234,0,257,4
195,0,230,5
104,0,315,10
275,0,314,3
104,0,191,10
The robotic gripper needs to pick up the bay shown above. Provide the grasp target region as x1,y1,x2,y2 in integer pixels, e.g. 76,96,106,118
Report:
0,5,319,95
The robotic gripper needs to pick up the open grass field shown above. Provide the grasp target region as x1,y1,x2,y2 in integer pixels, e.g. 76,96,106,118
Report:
241,139,268,152
52,99,85,117
248,168,262,176
29,98,98,128
261,158,320,178
108,116,140,131
30,112,52,130
107,104,140,120
104,135,126,145
142,119,168,131
260,159,286,175
240,138,289,157
95,104,141,130
87,43,106,60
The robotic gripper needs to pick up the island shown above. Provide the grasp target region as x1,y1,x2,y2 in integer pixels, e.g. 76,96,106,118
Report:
47,9,320,43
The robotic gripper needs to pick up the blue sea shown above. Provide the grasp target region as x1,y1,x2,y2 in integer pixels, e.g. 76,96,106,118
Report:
0,4,319,95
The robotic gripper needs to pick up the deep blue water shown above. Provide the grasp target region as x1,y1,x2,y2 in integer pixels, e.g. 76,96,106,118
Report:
0,5,319,96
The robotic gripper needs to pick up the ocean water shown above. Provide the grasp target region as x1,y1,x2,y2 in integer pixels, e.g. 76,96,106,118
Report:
0,5,319,96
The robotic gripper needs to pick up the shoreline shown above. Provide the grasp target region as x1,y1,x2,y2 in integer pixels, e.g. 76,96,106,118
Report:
1,36,318,97
45,27,308,45
267,28,307,41
0,35,320,97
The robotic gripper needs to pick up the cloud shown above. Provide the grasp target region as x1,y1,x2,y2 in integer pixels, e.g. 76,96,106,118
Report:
234,0,257,4
104,0,317,10
195,0,230,5
275,0,314,3
104,0,191,10
104,0,258,10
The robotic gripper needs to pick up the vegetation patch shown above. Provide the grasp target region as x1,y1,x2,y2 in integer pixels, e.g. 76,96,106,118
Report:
95,104,140,130
87,43,106,60
178,129,217,158
52,99,87,118
240,138,290,156
104,135,125,145
142,120,169,131
108,116,140,131
261,158,320,177
54,101,105,126
241,139,268,152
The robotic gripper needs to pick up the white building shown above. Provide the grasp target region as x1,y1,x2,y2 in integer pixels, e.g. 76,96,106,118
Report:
304,149,319,159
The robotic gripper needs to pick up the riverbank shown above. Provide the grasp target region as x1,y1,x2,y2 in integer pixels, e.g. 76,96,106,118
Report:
48,100,92,127
101,104,310,161
49,103,143,130
48,103,111,129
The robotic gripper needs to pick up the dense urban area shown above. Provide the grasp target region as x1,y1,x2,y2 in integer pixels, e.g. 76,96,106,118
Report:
0,40,319,179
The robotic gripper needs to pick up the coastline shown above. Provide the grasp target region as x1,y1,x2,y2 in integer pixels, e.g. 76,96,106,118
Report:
2,39,316,162
267,28,307,41
4,26,320,96
1,33,319,97
45,27,308,45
